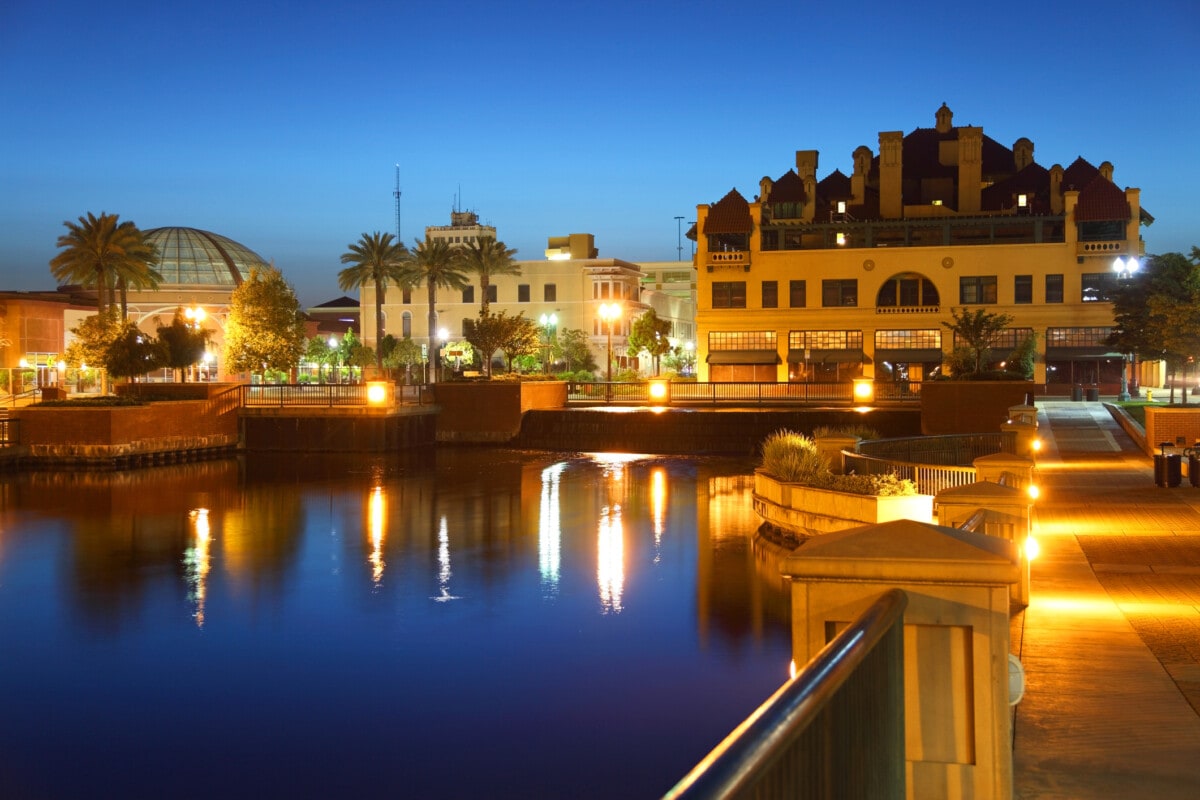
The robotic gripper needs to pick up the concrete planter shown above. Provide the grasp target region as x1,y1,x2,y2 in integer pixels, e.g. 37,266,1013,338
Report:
432,381,568,443
753,468,933,537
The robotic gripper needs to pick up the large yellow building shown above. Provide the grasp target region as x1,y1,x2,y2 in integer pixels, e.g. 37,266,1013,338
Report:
691,104,1152,392
364,213,695,375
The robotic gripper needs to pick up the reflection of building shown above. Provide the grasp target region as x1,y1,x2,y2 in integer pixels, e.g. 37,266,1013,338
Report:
363,211,696,374
691,104,1152,391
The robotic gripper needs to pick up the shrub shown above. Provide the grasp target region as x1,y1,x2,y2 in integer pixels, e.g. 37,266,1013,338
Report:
812,423,880,441
760,430,828,484
760,428,916,496
34,396,142,408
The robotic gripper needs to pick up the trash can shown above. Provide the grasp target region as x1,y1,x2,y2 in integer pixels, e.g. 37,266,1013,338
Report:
1189,451,1200,488
1072,385,1083,402
1168,453,1183,487
1155,442,1179,488
1085,387,1099,401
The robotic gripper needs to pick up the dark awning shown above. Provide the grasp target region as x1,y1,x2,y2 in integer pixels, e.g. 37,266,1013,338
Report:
787,348,871,364
707,350,781,365
874,348,943,363
1045,347,1124,360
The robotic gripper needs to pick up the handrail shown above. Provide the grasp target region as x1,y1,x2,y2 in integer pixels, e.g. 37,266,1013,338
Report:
566,381,922,406
663,588,908,800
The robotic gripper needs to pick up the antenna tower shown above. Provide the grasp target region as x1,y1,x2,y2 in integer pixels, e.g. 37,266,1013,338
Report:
394,164,402,242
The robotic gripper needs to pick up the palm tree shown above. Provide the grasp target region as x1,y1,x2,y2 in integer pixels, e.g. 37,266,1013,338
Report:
403,237,470,383
457,236,520,315
339,231,409,369
49,212,160,317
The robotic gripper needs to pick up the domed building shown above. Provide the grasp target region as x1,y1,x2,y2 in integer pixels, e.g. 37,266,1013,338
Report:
120,227,273,380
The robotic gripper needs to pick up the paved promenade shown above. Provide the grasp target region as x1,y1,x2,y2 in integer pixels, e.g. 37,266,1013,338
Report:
1012,400,1200,798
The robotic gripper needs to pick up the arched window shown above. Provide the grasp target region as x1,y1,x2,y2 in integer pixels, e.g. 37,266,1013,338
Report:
875,273,940,310
401,312,412,338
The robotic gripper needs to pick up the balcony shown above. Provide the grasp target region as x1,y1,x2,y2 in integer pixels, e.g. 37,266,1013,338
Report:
706,251,749,271
875,305,941,315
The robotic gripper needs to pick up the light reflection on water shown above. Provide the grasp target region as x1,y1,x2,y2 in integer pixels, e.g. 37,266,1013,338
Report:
0,449,792,800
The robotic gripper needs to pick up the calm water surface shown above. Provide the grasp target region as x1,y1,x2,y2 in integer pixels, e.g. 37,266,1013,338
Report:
0,448,791,799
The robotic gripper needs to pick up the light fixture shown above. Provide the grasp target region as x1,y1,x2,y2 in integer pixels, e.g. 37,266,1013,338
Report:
836,200,847,214
1017,194,1028,208
366,381,389,405
852,377,874,403
1112,256,1139,277
648,379,670,405
836,232,846,246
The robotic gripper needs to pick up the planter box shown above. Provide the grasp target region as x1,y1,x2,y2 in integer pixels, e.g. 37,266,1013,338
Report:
753,469,933,537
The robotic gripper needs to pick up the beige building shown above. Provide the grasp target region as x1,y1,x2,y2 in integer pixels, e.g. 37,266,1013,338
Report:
363,212,696,375
691,103,1153,392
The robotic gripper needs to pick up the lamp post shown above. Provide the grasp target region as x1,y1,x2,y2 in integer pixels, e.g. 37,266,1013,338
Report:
674,216,684,262
539,312,558,373
1113,256,1139,401
598,302,622,402
328,336,339,383
436,327,449,382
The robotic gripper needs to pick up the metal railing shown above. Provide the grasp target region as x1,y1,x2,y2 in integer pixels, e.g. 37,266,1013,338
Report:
567,381,923,406
663,589,908,800
238,383,431,407
845,431,1015,495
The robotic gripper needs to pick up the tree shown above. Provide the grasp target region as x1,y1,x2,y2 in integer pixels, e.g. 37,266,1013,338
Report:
223,264,307,377
64,310,126,393
383,337,424,384
105,321,167,381
339,231,409,369
49,212,161,318
1109,250,1200,401
402,237,470,383
556,328,597,373
156,308,211,381
497,314,540,373
941,307,1014,376
457,236,520,315
627,309,673,376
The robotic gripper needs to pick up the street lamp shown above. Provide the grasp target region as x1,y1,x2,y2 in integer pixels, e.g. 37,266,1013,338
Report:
1113,256,1140,400
539,312,558,373
328,336,339,383
598,302,622,402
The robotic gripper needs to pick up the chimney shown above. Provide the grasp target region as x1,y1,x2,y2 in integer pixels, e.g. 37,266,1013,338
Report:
957,126,982,214
879,131,903,219
1013,138,1034,171
795,150,818,221
1100,161,1114,182
1049,164,1064,214
851,145,872,206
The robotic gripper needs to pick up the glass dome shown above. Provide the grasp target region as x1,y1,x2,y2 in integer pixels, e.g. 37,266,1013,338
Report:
143,227,268,287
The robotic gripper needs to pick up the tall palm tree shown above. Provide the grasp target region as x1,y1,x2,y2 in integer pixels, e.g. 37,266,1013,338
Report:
49,212,160,317
339,231,409,369
403,237,470,383
457,236,520,315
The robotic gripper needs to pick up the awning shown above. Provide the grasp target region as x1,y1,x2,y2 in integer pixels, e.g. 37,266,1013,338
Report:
706,350,781,365
874,348,943,364
1045,347,1124,360
787,349,871,364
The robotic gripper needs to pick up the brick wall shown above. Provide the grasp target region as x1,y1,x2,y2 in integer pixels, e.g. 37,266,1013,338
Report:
1145,406,1200,453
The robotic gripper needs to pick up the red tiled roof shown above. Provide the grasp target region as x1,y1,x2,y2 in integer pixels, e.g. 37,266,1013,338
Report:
1074,175,1131,222
818,169,852,199
703,188,753,234
1061,157,1099,192
766,170,805,203
981,163,1051,212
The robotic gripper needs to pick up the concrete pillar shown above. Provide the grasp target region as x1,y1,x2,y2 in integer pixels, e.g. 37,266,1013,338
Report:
815,434,860,474
973,452,1037,489
935,480,1034,606
781,520,1019,800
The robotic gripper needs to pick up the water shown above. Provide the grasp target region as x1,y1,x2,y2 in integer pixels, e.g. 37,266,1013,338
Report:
0,448,792,799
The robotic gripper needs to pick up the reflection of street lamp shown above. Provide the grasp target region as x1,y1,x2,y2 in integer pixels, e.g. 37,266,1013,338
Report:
539,312,558,373
598,303,622,401
328,336,339,383
1113,256,1139,400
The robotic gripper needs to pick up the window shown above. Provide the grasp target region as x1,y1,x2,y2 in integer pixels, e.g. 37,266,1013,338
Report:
959,276,998,304
789,280,806,308
544,283,557,302
761,281,778,308
402,289,412,304
1046,274,1064,303
401,312,411,338
708,330,776,350
462,286,475,304
875,274,939,308
1081,272,1117,302
517,284,529,302
789,330,863,349
712,281,747,309
821,279,857,307
1015,275,1033,304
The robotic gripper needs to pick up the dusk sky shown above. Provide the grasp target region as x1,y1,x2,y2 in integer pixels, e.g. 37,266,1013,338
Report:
2,0,1197,308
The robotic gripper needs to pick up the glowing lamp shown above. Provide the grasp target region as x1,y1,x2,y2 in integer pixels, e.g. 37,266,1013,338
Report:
648,379,670,405
1024,535,1040,561
366,381,390,405
852,378,874,403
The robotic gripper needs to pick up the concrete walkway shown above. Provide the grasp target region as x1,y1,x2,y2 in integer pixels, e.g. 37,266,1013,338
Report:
1012,400,1200,798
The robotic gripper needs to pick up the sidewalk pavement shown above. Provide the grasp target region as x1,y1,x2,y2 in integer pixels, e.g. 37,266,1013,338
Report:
1012,400,1200,798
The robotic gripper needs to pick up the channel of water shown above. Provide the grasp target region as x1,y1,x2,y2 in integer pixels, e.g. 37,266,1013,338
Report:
0,448,792,799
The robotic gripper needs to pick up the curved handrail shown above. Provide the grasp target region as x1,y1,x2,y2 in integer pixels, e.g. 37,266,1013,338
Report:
663,588,908,800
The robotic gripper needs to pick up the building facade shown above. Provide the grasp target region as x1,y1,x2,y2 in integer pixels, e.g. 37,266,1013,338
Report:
363,212,696,375
691,104,1151,391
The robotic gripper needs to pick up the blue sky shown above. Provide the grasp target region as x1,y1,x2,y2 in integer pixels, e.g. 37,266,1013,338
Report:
2,0,1197,308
